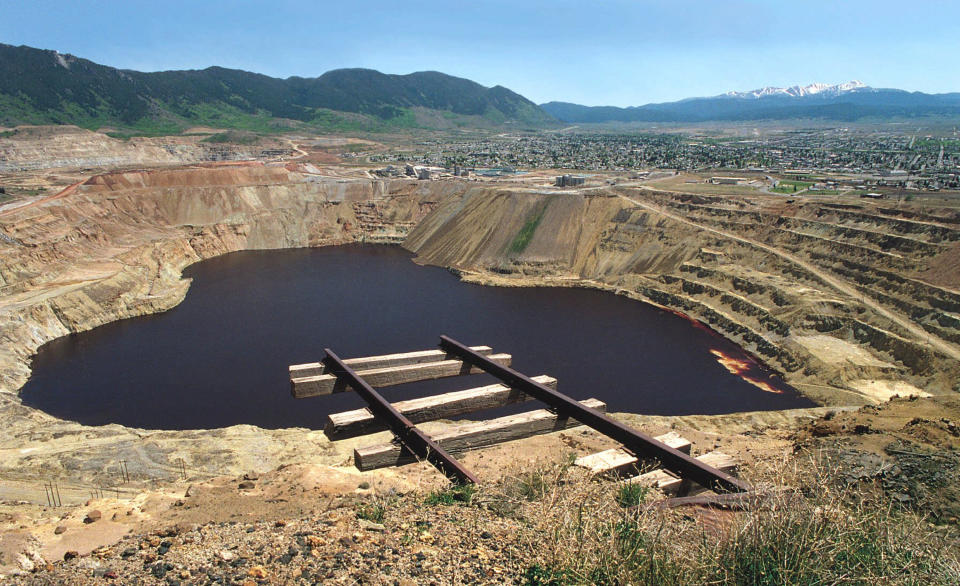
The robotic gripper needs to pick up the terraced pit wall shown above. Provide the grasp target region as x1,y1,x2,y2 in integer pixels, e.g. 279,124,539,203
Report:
406,186,960,403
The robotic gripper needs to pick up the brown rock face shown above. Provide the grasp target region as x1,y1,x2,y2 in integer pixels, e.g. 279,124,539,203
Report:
0,125,289,172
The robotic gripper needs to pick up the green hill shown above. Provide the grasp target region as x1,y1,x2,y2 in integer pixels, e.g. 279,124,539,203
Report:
0,44,555,133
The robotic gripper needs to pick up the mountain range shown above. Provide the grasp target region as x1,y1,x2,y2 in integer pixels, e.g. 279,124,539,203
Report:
540,82,960,124
2,43,960,133
0,44,552,132
722,80,869,99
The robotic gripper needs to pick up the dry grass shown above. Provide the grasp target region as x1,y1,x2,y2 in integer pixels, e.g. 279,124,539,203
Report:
473,455,960,585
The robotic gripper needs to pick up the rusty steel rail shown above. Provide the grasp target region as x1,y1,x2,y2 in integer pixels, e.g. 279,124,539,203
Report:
322,349,479,485
438,335,749,494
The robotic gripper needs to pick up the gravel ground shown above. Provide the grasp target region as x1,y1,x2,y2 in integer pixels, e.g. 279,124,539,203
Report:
7,491,533,585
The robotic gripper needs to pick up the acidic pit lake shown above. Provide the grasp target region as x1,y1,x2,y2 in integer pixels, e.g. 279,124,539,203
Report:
21,245,814,430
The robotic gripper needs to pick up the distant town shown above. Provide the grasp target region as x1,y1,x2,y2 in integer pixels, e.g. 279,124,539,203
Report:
367,130,960,192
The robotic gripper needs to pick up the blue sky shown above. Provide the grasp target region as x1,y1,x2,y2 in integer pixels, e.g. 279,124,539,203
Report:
1,0,958,106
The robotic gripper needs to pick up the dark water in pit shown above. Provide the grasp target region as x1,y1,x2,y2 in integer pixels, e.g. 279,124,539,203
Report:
21,245,814,430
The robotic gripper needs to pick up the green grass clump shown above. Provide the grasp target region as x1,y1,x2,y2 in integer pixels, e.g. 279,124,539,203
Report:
512,469,553,501
356,501,386,523
614,483,648,508
424,483,476,506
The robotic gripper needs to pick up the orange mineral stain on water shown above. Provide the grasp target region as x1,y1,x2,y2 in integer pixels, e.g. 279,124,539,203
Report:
709,349,784,394
663,308,712,332
709,349,750,375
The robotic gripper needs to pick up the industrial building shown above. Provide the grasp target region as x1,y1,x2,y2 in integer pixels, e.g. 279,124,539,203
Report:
555,174,586,187
710,176,748,185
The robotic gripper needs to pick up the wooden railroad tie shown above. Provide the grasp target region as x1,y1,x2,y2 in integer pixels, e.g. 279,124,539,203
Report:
325,375,557,440
288,336,747,495
574,431,692,478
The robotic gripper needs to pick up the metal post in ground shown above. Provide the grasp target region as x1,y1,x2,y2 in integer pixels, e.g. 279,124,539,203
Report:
175,458,186,480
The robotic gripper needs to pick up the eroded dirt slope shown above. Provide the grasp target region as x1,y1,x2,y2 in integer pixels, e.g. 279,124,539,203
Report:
0,126,292,172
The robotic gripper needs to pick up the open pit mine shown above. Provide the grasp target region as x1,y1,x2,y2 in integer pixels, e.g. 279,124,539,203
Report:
1,129,959,576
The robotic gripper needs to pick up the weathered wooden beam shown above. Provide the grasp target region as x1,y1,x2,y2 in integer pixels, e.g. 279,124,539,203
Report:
439,335,749,494
292,353,513,398
289,346,495,379
626,451,737,496
325,375,557,440
322,349,478,485
574,432,691,477
355,398,607,471
655,490,781,511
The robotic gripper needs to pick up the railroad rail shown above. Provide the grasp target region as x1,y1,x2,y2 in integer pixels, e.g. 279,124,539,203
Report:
321,349,478,485
289,336,748,494
439,336,748,493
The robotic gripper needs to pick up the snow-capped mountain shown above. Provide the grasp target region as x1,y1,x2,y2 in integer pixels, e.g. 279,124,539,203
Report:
723,81,869,99
541,81,960,124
